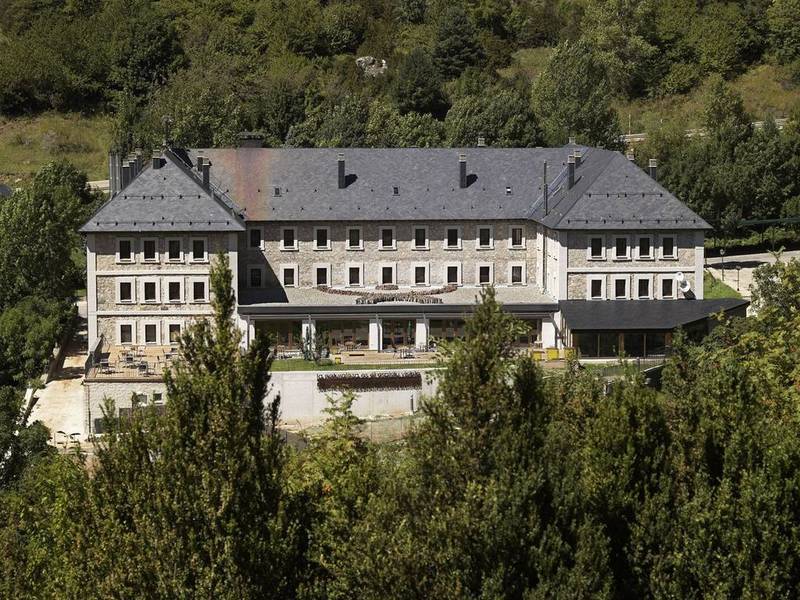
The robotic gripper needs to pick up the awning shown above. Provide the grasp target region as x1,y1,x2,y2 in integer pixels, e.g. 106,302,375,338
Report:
560,299,749,331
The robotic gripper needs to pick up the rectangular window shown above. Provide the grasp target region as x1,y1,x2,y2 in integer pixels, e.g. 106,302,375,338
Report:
590,279,603,300
249,228,262,248
119,281,133,303
614,237,629,260
348,266,362,286
315,267,328,286
446,227,461,249
478,227,493,249
414,265,427,285
414,227,428,249
589,237,604,259
510,227,524,248
249,267,263,288
120,324,133,345
281,228,297,250
168,281,182,302
447,265,459,285
143,281,157,303
314,227,330,250
637,278,650,299
638,236,652,259
661,278,674,299
192,281,206,302
511,265,523,284
282,268,296,287
479,265,492,285
382,266,394,285
347,227,362,249
662,236,676,259
380,227,395,249
118,239,133,263
143,239,157,262
144,324,158,344
191,239,207,262
167,239,182,262
168,324,181,344
614,278,628,299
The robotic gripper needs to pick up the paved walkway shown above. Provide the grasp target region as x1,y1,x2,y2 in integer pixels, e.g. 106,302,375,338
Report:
29,302,88,446
705,249,800,299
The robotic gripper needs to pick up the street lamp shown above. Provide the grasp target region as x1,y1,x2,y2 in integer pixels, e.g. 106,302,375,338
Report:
736,265,742,291
720,248,726,281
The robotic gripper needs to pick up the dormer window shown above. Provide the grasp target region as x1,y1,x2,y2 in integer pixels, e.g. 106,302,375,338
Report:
505,186,512,195
392,186,399,195
273,187,281,197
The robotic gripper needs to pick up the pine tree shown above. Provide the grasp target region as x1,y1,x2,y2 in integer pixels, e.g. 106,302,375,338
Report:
391,48,447,117
432,5,485,80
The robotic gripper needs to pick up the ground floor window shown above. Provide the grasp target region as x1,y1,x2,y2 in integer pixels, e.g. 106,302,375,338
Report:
515,318,542,347
316,320,370,350
574,331,669,358
430,319,465,342
256,320,303,350
382,319,415,350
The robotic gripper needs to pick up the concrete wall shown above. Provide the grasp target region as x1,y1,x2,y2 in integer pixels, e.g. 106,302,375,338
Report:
85,380,166,434
241,220,538,289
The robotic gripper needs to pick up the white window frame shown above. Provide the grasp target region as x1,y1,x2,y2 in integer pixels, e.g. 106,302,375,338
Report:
280,227,298,251
189,237,208,263
346,263,364,287
444,262,462,286
117,277,135,304
508,261,526,286
248,265,265,289
635,234,654,260
166,321,182,345
116,238,135,264
280,264,298,288
140,277,160,304
476,225,494,250
248,226,264,250
445,226,462,250
476,262,494,286
166,238,183,263
189,276,209,303
379,226,396,250
412,226,429,250
587,275,606,300
141,238,159,263
659,274,676,299
379,262,397,286
613,235,631,261
313,263,331,287
587,235,606,261
509,225,526,249
346,226,363,250
411,262,430,287
634,274,653,300
313,226,331,251
164,277,184,303
611,275,630,300
142,321,161,346
660,234,677,260
117,321,135,346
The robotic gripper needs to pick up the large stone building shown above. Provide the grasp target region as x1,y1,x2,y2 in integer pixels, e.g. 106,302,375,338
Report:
79,143,747,430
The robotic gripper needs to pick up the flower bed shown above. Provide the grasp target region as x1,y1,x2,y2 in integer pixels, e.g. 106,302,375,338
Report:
317,371,423,391
317,284,457,305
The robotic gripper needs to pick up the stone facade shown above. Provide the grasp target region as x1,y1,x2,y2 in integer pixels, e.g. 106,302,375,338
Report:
84,380,167,433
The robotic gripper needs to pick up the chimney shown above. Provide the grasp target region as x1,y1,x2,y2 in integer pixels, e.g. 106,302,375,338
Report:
121,162,131,188
152,152,161,169
127,157,137,179
458,153,467,189
568,136,576,145
134,148,143,172
626,149,635,161
202,159,211,189
648,158,658,180
567,155,576,190
477,136,486,147
543,161,549,216
108,152,118,195
337,153,345,189
237,131,264,148
574,149,582,168
196,154,204,172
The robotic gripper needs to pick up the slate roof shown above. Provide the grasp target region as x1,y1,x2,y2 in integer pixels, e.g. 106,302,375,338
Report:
188,146,709,230
559,298,749,331
79,150,245,233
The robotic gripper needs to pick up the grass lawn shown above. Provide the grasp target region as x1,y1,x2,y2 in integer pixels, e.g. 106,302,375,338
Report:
704,270,742,299
0,112,113,182
498,47,554,80
271,359,440,372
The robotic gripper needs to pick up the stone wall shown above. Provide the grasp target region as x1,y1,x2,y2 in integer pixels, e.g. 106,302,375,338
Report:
566,230,697,269
94,232,232,272
85,380,166,434
567,272,698,300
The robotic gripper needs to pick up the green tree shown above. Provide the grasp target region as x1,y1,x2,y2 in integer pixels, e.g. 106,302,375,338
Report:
391,48,447,116
432,5,485,80
0,386,52,489
286,94,370,147
768,0,800,65
366,100,445,147
688,2,758,77
532,40,622,148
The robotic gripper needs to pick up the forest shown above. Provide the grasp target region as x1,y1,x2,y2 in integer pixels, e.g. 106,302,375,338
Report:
1,0,800,231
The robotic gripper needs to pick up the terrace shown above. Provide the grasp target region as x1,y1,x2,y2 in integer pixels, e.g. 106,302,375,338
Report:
86,339,179,381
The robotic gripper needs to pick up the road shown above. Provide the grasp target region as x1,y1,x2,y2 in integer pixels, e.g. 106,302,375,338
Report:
705,249,800,299
621,118,788,144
